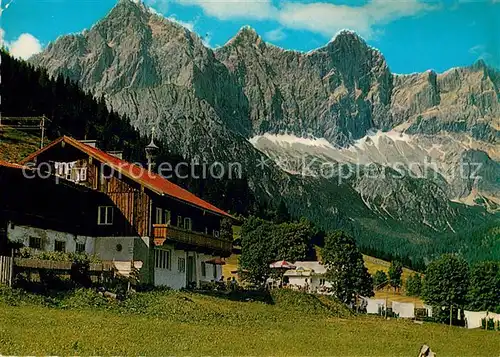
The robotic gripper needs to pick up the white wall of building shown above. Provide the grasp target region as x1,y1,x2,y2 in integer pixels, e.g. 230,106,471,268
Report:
154,245,187,289
94,236,136,261
7,224,94,254
197,253,222,283
8,224,224,290
153,250,223,288
286,275,331,292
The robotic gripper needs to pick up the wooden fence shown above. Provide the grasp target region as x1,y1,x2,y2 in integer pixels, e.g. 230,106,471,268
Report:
0,256,115,286
0,254,14,286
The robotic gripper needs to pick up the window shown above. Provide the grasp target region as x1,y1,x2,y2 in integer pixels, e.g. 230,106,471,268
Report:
164,210,171,225
97,206,113,225
184,217,192,231
29,236,42,250
177,215,183,228
178,257,186,273
79,167,87,182
156,207,163,224
74,167,87,182
213,230,220,238
154,249,171,269
55,241,66,252
201,262,206,277
76,242,86,253
213,264,217,279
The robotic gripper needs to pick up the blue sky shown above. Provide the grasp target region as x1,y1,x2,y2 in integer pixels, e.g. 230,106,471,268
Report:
1,0,500,73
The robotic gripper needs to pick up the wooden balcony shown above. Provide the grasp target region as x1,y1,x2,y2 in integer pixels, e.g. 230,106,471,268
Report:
153,224,232,254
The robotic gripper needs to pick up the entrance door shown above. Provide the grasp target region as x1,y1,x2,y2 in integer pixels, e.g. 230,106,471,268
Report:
186,256,196,287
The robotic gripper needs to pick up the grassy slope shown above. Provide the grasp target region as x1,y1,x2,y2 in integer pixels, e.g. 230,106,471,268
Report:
0,290,497,356
363,255,424,307
0,127,44,163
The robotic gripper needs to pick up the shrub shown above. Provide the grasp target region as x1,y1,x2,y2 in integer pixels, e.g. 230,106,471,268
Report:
486,318,495,331
61,288,111,309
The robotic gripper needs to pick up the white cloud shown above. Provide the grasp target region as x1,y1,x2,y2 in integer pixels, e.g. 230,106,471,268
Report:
278,0,432,39
469,44,485,55
0,0,14,17
2,30,42,59
0,28,5,46
265,28,286,42
178,0,276,20
469,44,500,67
145,0,168,14
173,0,433,40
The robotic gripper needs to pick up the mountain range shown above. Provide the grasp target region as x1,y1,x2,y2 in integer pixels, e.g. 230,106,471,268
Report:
29,0,499,263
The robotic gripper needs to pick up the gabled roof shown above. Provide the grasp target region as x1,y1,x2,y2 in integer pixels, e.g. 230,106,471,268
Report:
21,136,235,219
0,160,27,170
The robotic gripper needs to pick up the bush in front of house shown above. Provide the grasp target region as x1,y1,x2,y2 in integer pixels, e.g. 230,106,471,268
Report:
14,248,101,289
60,288,113,309
18,247,101,263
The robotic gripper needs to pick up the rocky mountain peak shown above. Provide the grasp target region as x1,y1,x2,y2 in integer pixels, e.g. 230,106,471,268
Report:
226,26,264,48
105,0,150,23
330,29,365,46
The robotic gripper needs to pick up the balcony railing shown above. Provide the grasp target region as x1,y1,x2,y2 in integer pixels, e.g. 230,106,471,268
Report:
152,224,232,253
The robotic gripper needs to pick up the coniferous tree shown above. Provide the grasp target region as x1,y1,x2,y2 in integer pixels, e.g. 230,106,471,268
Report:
373,270,388,288
405,273,422,297
388,260,403,291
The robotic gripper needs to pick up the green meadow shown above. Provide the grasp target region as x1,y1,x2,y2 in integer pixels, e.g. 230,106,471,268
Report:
0,288,497,356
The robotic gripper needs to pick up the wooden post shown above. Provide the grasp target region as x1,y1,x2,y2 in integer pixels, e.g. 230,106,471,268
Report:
8,249,14,286
40,116,45,149
385,290,388,319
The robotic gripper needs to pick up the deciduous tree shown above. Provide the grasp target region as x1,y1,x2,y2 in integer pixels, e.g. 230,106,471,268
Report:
422,254,469,309
239,216,314,284
322,231,373,304
466,261,500,313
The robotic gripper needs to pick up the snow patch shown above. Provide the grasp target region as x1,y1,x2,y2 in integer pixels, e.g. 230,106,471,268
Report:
350,130,414,151
249,133,336,149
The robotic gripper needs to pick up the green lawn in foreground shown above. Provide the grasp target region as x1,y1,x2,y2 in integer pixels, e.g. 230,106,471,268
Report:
0,289,497,356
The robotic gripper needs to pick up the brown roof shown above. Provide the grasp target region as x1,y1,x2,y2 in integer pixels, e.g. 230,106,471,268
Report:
21,136,235,219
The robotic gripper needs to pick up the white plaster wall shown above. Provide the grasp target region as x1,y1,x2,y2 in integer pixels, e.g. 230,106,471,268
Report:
288,276,308,287
154,245,187,289
94,237,136,261
197,253,222,283
7,224,94,254
287,276,331,292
